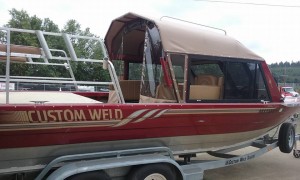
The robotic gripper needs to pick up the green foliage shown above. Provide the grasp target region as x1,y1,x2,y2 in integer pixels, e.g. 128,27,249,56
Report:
268,61,300,83
191,63,223,77
7,9,40,46
1,8,108,83
130,65,142,80
62,21,108,81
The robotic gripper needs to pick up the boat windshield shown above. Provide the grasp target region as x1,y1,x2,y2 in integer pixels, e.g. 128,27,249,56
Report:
186,58,270,102
104,14,273,104
140,50,271,103
140,25,177,103
139,42,271,103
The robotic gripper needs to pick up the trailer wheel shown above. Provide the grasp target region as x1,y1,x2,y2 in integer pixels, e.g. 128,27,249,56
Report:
278,123,295,153
294,150,300,158
66,171,110,180
128,163,176,180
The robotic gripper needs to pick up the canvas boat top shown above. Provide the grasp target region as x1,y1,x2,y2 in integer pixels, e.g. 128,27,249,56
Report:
105,12,263,62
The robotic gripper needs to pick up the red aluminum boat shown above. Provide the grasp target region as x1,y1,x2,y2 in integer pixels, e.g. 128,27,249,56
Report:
0,12,299,172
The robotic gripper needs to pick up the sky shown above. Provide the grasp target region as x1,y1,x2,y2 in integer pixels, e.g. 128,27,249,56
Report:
1,0,300,64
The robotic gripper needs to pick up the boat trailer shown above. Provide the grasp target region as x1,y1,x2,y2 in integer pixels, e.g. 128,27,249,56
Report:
32,122,299,180
292,114,300,158
294,137,300,158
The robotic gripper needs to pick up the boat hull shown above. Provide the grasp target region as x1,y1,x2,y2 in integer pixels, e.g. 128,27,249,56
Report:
0,102,299,171
0,127,275,172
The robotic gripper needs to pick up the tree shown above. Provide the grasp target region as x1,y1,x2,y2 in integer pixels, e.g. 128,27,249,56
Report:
7,8,41,46
1,9,62,77
62,19,81,35
42,18,64,51
1,9,108,84
1,9,39,76
62,20,108,82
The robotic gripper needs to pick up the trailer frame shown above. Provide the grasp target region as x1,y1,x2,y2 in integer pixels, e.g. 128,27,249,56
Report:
33,130,299,180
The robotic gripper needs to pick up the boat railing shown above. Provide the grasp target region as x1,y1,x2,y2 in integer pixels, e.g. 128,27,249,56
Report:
0,27,125,104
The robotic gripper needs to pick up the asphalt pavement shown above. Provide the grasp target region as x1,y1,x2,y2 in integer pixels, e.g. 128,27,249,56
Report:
203,119,300,180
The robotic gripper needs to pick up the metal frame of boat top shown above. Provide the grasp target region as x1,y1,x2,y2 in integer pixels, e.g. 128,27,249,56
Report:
1,12,300,179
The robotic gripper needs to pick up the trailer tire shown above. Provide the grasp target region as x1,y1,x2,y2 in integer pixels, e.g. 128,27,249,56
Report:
66,171,110,180
128,163,176,180
278,123,295,153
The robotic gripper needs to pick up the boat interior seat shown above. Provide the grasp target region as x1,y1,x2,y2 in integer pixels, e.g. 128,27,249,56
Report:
190,85,221,100
108,80,141,103
155,75,177,101
156,83,176,100
218,76,224,99
195,75,218,86
0,44,42,63
190,75,224,100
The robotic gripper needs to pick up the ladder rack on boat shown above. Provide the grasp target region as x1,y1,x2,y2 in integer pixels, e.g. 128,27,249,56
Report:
0,27,125,104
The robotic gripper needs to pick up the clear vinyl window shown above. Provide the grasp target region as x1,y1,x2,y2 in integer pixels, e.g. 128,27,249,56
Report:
187,57,270,102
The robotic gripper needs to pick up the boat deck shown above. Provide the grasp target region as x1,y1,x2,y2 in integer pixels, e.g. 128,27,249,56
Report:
0,91,102,104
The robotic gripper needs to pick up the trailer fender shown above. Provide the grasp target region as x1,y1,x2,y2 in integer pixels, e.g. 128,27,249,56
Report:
47,154,185,180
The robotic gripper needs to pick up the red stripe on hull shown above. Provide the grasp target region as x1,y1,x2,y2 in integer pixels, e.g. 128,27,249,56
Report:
0,103,297,149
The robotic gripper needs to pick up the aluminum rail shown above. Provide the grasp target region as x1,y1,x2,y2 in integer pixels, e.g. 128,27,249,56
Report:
0,27,125,104
4,28,11,104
